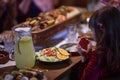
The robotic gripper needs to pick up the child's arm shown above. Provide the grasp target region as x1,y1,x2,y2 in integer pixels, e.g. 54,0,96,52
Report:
78,37,93,62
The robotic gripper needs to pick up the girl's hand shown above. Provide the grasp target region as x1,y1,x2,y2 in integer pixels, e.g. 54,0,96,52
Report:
77,37,92,62
78,37,92,53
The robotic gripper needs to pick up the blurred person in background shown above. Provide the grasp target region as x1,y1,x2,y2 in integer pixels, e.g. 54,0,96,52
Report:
17,0,58,23
0,0,17,33
0,0,58,33
94,0,120,11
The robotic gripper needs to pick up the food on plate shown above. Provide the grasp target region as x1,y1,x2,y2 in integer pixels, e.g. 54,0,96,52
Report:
57,53,69,60
2,68,44,80
36,47,70,62
58,48,70,56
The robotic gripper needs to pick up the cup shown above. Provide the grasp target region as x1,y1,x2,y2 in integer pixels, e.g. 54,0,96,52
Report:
77,37,91,62
3,31,14,54
66,24,77,43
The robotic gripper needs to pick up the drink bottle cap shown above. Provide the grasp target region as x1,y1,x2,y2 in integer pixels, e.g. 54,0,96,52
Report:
15,27,31,32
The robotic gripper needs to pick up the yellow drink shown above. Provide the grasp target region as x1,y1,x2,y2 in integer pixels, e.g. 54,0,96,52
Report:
14,36,35,69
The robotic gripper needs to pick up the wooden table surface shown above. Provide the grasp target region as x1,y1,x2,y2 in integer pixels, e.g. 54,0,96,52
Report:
0,56,82,80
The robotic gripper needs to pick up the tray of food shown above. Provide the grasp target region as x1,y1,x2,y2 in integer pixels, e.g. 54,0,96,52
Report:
14,6,86,45
1,68,47,80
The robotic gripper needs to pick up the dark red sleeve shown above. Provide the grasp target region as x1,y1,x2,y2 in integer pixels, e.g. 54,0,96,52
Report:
81,52,104,80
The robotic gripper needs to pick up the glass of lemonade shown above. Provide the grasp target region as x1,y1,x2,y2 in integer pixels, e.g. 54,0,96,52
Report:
14,27,35,69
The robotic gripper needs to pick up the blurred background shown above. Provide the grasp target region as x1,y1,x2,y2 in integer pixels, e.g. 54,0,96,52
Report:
0,0,100,33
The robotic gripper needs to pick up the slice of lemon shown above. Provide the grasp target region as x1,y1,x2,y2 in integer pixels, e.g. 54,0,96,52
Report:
20,36,31,41
58,48,70,56
57,53,69,60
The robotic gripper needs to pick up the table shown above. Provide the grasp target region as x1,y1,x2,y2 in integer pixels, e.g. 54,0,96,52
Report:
0,23,83,79
43,56,82,80
0,56,82,80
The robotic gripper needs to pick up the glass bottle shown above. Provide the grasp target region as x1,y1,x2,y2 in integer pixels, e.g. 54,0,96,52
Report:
14,27,35,69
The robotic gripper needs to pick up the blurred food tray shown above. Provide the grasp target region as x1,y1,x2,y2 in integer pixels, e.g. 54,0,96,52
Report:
13,7,86,46
32,8,86,45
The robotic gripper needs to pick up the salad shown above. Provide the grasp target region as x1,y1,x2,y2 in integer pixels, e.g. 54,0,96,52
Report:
36,47,70,62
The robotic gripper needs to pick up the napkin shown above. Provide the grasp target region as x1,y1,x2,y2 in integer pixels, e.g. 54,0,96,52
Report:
0,60,16,68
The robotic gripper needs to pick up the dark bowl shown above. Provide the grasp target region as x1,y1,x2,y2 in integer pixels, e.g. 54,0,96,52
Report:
0,50,9,64
36,58,71,69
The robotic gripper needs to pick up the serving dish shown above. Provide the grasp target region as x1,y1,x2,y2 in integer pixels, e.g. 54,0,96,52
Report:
0,50,9,64
59,43,80,56
2,68,47,80
32,7,85,45
35,47,71,69
36,47,70,62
